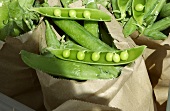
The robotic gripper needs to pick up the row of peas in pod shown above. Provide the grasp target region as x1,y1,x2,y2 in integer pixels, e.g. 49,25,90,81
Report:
20,1,146,80
110,0,170,40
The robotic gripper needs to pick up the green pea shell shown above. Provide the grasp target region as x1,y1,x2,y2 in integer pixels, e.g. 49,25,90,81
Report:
21,50,120,80
47,45,146,65
132,0,145,25
29,7,111,21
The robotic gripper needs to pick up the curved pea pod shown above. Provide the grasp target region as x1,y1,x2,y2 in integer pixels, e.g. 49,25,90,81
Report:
143,28,167,40
160,3,170,18
46,45,146,65
53,19,114,51
146,16,170,31
29,7,111,21
132,0,145,26
20,50,120,80
123,17,138,37
117,0,132,20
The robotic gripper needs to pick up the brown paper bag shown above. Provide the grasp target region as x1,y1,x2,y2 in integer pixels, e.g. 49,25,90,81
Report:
0,23,46,111
53,100,121,111
131,32,170,111
35,5,154,111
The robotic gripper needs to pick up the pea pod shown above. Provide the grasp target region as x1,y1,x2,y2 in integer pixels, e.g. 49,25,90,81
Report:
117,0,132,20
20,50,121,80
143,28,167,40
146,16,170,31
123,17,138,37
29,7,111,21
143,0,159,19
84,2,99,38
160,3,170,18
45,20,60,48
132,0,145,25
53,19,114,51
144,0,166,26
46,45,146,65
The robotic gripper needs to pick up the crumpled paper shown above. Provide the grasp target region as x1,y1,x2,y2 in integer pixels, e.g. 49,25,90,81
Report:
131,31,170,111
0,23,46,111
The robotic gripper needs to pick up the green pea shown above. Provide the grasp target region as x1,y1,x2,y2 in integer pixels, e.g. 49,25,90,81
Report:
54,9,61,17
112,53,120,63
135,4,144,11
91,52,100,61
77,51,85,60
83,10,91,19
62,49,70,58
69,9,76,18
120,50,128,60
105,52,113,62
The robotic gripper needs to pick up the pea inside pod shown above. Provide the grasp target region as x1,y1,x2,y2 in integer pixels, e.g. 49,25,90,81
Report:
29,7,111,21
132,0,146,25
46,45,146,65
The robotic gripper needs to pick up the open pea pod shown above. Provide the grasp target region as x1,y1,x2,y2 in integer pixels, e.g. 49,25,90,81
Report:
21,50,121,80
132,0,146,25
29,7,111,21
46,45,146,66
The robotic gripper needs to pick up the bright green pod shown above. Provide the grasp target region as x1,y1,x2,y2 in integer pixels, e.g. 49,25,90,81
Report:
29,7,111,21
123,17,138,37
143,28,167,40
46,45,146,65
143,0,159,19
53,19,114,52
146,16,170,31
132,0,145,25
20,50,121,80
84,2,99,38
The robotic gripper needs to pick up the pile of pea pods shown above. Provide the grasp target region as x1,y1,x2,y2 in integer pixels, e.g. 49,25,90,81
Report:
111,0,170,40
20,0,147,80
0,0,40,41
